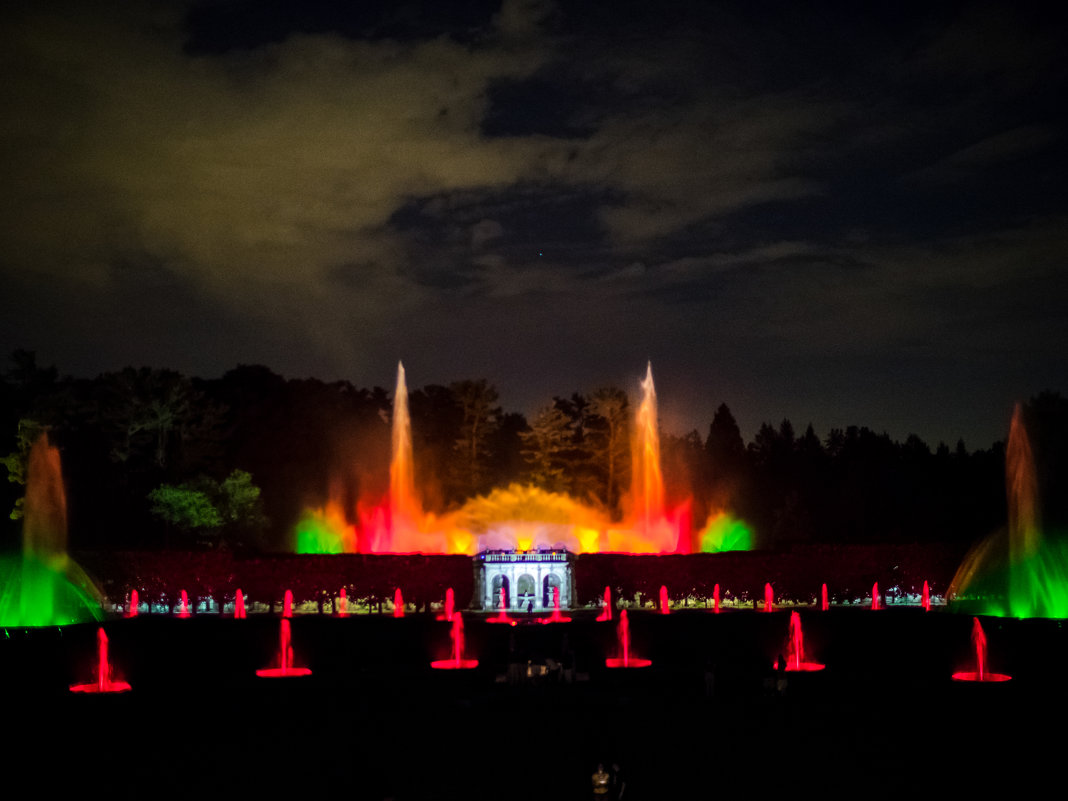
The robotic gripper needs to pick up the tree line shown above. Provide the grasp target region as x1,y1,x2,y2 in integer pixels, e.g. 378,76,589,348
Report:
2,350,1065,552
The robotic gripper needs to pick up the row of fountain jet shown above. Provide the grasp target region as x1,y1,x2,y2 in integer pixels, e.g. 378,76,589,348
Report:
71,585,1005,692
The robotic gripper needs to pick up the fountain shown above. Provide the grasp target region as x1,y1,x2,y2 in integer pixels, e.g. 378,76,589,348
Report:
430,613,478,669
235,589,246,619
596,586,612,621
0,433,103,627
713,583,720,613
541,586,571,623
297,361,751,556
70,628,131,693
126,589,139,618
610,362,687,554
338,588,348,617
256,618,312,678
605,609,652,668
393,588,405,617
922,581,930,612
821,583,829,611
283,589,293,618
764,583,774,612
488,588,517,625
949,404,1068,617
177,589,190,618
952,617,1011,682
436,588,455,621
784,611,824,672
659,585,670,615
871,582,880,611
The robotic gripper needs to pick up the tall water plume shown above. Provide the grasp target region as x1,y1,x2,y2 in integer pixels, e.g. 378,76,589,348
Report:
0,433,102,626
630,362,665,532
389,361,420,536
949,403,1068,617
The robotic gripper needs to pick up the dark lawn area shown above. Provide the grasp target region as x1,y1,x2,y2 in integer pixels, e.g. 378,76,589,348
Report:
3,609,1063,800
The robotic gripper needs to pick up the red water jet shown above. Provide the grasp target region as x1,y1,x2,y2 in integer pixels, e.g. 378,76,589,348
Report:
126,589,138,618
283,589,293,618
764,583,774,612
338,588,348,617
713,583,720,613
952,617,1011,682
922,581,930,612
541,586,572,623
821,583,829,611
871,582,880,611
70,628,131,693
430,612,478,669
606,609,652,668
597,586,613,621
177,589,190,618
235,589,246,619
256,618,312,678
659,585,670,614
785,610,824,672
437,587,455,621
393,588,405,618
488,588,517,625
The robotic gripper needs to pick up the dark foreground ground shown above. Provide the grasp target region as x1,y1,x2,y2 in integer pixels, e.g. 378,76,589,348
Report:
3,608,1066,800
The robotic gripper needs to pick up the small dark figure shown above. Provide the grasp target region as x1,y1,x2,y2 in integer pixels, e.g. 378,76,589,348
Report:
610,763,625,800
775,652,788,696
527,599,534,614
703,657,716,698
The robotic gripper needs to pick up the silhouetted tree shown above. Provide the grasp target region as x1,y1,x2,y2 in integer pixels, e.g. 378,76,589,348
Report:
449,379,501,498
588,387,631,517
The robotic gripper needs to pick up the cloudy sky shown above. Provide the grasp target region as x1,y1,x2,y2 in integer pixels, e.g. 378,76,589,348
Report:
2,1,1065,448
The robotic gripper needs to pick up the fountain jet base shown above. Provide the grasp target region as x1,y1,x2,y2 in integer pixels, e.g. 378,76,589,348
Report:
430,659,479,669
605,657,652,668
951,671,1011,682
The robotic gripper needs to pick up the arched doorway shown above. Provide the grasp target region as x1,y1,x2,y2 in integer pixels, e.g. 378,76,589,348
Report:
517,574,535,609
491,575,511,609
542,573,562,608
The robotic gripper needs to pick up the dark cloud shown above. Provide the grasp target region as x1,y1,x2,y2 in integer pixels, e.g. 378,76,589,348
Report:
1,0,1066,447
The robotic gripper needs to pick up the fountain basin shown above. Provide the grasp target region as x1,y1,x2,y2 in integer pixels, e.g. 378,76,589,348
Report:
605,657,652,668
951,671,1011,682
785,662,825,672
255,667,313,678
430,658,479,669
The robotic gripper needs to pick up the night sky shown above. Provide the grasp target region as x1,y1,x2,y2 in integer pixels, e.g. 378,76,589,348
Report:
2,1,1066,448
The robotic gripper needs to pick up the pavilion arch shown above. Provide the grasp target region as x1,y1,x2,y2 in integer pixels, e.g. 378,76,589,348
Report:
490,574,511,608
542,573,562,607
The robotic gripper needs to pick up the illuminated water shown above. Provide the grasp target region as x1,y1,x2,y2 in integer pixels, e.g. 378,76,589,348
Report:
69,627,131,693
596,586,612,621
785,610,824,672
256,618,312,678
295,362,753,556
605,609,651,668
540,586,571,623
488,587,516,625
0,434,102,627
430,612,477,669
949,405,1068,618
952,617,1010,682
